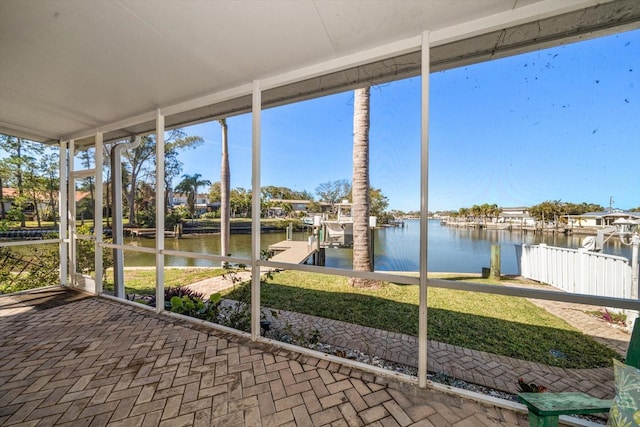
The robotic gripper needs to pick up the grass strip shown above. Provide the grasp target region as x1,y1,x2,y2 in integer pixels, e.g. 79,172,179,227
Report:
103,267,620,369
223,270,620,369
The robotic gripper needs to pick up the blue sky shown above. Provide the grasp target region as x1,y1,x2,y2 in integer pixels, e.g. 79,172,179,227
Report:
178,29,639,213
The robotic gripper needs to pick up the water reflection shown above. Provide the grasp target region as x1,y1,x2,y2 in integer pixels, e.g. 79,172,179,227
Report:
122,220,632,273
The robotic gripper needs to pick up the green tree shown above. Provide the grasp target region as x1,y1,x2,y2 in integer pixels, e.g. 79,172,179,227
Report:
476,203,500,226
565,202,604,215
208,181,222,203
529,200,567,226
367,187,388,219
345,187,389,221
121,129,203,225
458,207,469,220
23,162,46,227
0,159,10,220
78,149,95,219
470,204,482,223
230,188,251,218
163,149,183,211
0,136,43,227
174,173,211,221
40,150,60,225
315,179,351,212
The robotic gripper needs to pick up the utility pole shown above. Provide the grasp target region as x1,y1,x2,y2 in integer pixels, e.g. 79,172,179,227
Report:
610,196,614,214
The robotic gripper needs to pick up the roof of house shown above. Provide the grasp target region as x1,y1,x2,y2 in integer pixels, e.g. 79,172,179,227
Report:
1,187,91,202
566,211,640,218
270,199,313,205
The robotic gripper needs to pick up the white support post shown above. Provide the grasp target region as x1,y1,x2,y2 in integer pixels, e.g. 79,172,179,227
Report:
68,139,76,287
251,80,262,340
111,136,142,298
94,132,104,294
418,31,430,388
59,140,68,286
155,110,166,313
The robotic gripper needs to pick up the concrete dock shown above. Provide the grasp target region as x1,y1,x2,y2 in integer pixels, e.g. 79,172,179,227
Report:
268,240,321,265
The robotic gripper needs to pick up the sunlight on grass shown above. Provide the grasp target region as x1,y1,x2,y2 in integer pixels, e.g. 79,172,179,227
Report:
225,270,621,369
101,267,620,368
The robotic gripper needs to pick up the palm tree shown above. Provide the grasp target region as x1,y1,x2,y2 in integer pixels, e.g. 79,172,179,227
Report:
470,204,482,226
219,119,231,260
459,207,469,223
175,173,211,221
349,86,376,288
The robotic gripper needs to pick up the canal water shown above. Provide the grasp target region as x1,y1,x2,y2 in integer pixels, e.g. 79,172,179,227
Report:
123,220,632,274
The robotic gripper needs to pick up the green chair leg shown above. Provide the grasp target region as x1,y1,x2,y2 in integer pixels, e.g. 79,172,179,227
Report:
528,412,559,427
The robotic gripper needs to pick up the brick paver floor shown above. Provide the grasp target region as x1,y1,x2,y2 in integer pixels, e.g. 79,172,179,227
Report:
0,288,535,426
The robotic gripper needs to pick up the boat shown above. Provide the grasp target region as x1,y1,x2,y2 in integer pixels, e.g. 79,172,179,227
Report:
323,202,353,246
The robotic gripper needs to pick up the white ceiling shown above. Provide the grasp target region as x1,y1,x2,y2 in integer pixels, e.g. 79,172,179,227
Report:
1,0,639,145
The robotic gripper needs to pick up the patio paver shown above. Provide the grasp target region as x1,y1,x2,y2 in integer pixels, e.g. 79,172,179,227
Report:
0,289,535,426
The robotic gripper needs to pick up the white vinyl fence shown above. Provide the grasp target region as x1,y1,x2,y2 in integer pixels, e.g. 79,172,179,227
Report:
516,243,633,299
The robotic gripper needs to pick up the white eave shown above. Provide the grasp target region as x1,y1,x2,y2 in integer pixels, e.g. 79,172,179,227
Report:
1,0,639,147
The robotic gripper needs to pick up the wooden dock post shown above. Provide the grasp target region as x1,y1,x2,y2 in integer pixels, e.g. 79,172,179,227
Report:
318,247,325,266
490,244,501,280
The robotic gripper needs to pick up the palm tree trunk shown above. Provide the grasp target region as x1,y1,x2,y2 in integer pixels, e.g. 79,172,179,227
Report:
0,177,5,219
220,119,231,260
349,87,375,288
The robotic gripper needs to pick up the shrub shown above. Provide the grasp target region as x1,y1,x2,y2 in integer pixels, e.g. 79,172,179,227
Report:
75,225,113,277
136,207,156,228
144,286,205,309
169,293,222,321
0,245,60,294
200,211,219,219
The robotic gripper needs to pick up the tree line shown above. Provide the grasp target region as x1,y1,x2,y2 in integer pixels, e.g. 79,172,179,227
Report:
0,135,396,229
437,200,640,225
0,136,59,228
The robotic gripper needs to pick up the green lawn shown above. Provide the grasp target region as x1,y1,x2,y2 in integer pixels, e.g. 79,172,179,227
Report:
222,270,620,369
104,267,226,296
101,267,619,369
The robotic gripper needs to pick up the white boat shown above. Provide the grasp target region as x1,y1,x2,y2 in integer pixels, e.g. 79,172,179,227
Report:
323,202,353,246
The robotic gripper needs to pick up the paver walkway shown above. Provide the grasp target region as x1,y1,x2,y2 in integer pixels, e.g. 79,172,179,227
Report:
0,289,532,426
185,273,629,401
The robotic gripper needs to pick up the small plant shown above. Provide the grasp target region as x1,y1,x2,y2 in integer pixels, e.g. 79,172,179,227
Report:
586,308,627,326
145,286,205,309
264,322,321,347
221,264,248,288
169,292,222,322
166,286,205,300
518,377,547,393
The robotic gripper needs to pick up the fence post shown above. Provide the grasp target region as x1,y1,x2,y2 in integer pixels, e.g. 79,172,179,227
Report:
539,244,547,284
514,244,523,276
577,248,587,295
